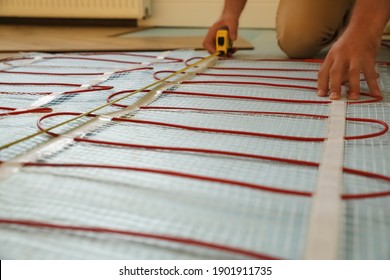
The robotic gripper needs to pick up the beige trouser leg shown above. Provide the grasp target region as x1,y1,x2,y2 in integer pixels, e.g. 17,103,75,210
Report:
276,0,355,58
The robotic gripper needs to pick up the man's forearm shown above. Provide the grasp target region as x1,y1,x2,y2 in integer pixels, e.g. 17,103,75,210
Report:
346,0,390,38
222,0,247,19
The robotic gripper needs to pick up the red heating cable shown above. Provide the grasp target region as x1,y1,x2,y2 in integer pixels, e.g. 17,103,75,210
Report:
2,52,183,66
154,69,319,82
0,82,113,94
73,52,184,63
0,218,280,260
35,112,390,199
37,110,388,142
0,67,152,76
0,106,52,117
107,89,382,106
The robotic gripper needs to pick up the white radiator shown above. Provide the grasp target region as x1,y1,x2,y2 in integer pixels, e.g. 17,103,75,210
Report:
0,0,151,19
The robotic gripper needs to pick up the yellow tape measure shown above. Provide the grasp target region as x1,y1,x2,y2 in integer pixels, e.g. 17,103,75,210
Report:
215,27,233,56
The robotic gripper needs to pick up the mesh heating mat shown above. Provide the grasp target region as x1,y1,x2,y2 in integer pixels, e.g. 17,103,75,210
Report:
0,50,389,260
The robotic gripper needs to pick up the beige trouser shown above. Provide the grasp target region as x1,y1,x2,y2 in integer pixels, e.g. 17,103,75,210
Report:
276,0,356,58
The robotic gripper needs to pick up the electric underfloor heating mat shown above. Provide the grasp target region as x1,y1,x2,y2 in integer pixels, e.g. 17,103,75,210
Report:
0,50,389,259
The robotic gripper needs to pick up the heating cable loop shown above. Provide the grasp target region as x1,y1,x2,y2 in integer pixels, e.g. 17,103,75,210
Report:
0,57,130,117
37,110,389,142
0,66,153,76
0,107,53,117
60,52,218,125
0,82,113,117
27,69,120,110
0,217,280,260
0,65,147,116
0,51,184,76
57,51,184,64
152,50,176,65
3,52,183,67
151,70,382,105
0,52,220,152
0,54,47,71
186,57,390,67
34,110,390,200
28,69,128,109
0,55,62,114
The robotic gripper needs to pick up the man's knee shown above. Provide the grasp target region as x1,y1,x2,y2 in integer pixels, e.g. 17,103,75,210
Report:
277,23,329,58
275,0,354,58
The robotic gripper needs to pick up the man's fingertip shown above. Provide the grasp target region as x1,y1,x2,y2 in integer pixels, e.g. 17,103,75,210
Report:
348,92,359,100
329,92,340,100
317,89,326,97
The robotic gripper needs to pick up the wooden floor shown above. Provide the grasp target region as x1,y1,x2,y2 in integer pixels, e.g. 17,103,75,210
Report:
0,24,253,58
1,24,388,61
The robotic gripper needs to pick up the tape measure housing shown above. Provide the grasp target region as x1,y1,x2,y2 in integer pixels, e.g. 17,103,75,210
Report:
216,29,232,55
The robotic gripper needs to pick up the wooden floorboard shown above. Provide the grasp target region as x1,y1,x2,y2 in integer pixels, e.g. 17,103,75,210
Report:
0,25,253,53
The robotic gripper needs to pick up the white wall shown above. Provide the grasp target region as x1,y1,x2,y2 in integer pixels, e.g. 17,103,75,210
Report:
139,0,279,28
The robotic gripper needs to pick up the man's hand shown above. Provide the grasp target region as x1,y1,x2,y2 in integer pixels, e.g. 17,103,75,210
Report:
317,0,390,100
203,17,239,54
317,31,382,100
203,0,247,54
